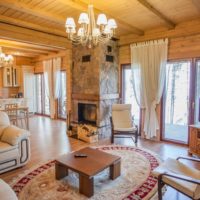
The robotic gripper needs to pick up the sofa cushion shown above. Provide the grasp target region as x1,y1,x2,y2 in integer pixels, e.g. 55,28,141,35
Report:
0,142,18,161
0,179,18,200
0,125,8,139
1,126,30,146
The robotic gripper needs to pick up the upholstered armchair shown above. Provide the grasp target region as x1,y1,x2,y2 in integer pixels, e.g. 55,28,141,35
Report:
152,157,200,200
110,104,138,143
0,111,30,174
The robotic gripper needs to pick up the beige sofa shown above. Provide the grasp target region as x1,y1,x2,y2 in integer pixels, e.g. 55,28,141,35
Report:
0,179,18,200
0,112,30,174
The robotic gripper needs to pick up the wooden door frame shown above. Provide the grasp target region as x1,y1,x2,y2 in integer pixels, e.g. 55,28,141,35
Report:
120,64,142,135
161,59,196,145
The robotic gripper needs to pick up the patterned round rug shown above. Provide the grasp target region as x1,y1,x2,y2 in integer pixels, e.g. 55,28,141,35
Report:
10,146,161,200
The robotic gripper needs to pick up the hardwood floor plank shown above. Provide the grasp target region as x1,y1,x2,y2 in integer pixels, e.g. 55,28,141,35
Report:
0,116,198,200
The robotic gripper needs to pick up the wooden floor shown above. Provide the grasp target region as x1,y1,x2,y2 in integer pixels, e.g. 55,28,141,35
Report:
0,116,198,200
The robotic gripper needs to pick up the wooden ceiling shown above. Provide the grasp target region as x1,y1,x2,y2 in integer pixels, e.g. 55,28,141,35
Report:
0,0,199,56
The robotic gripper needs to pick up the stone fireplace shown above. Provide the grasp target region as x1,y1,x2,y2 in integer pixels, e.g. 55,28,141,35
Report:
71,40,119,138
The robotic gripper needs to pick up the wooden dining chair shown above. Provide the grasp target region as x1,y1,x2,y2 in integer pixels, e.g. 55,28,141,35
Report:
5,103,18,126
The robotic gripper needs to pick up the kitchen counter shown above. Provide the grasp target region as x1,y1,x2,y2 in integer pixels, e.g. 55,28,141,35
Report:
0,98,25,109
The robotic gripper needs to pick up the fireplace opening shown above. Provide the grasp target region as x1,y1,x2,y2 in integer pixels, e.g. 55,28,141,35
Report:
78,103,97,125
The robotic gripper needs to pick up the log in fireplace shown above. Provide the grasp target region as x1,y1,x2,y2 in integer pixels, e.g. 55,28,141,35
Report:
78,103,97,125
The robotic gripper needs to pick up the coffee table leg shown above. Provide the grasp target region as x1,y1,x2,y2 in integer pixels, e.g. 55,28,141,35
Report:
110,160,121,180
55,163,68,180
79,174,94,197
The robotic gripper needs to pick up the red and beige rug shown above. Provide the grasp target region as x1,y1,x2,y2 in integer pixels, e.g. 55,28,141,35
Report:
10,145,161,200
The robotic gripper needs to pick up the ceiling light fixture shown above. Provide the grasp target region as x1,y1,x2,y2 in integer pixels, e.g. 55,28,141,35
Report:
65,4,117,48
0,47,14,68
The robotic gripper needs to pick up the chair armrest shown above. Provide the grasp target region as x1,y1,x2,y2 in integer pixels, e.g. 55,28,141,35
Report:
1,125,30,146
177,156,200,163
158,172,200,185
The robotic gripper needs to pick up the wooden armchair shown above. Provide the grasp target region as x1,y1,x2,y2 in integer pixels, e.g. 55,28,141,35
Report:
110,104,138,144
152,157,200,200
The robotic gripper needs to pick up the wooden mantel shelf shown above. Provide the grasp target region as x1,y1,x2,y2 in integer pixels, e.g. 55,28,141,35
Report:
72,93,119,101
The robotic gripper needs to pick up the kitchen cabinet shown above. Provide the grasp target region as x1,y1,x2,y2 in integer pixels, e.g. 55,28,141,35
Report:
3,66,20,87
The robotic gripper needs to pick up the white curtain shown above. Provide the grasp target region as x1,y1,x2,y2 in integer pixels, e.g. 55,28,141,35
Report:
53,57,61,99
43,57,61,119
131,39,168,139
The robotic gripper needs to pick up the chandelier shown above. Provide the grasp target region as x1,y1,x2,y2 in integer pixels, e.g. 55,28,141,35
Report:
0,47,14,67
65,4,117,48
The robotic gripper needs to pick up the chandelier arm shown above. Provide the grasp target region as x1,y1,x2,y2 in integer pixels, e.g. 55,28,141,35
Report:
65,4,117,48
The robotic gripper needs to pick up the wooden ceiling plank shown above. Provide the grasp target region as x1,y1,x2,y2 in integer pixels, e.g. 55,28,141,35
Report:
137,0,175,29
0,0,64,25
3,50,39,57
192,0,200,13
0,39,62,52
2,46,48,56
57,0,144,35
0,22,71,49
0,15,67,38
0,43,56,54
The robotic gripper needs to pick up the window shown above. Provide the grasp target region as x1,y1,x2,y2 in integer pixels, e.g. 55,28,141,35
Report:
122,65,140,127
162,61,191,143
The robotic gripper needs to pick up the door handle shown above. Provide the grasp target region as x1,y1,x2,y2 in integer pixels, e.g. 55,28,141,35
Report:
192,102,195,110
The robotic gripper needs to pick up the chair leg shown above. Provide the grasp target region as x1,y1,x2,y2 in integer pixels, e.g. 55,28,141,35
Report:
111,134,114,143
158,176,163,200
110,117,114,144
135,127,138,144
135,132,138,144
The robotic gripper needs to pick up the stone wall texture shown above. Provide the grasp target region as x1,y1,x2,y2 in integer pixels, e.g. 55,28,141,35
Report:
72,40,119,138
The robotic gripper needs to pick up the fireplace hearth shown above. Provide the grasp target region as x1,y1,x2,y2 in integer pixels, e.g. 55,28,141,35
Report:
78,103,97,125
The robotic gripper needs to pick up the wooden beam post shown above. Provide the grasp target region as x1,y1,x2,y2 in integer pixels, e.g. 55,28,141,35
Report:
137,0,175,29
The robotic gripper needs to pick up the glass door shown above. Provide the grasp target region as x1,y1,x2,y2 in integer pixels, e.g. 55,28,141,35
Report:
162,61,191,143
58,71,67,119
122,65,140,127
35,73,50,116
35,74,42,114
195,60,200,125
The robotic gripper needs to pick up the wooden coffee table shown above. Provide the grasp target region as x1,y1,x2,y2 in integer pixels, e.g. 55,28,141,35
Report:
55,147,121,197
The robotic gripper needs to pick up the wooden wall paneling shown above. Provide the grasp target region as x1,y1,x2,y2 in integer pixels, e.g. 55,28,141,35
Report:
119,19,200,46
119,34,200,64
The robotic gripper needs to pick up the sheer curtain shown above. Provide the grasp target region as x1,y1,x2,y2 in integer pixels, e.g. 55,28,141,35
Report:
43,57,61,119
131,39,168,139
